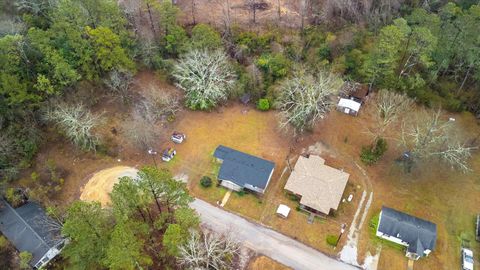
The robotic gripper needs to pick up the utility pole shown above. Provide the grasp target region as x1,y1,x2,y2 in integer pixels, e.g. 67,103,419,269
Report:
334,223,347,248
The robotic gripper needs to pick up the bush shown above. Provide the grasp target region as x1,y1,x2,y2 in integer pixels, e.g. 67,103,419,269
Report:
256,98,270,111
0,236,7,248
5,188,23,207
360,138,388,165
369,213,380,234
191,24,222,51
236,190,245,197
326,234,339,247
234,31,274,55
19,251,32,269
256,54,291,81
200,176,212,188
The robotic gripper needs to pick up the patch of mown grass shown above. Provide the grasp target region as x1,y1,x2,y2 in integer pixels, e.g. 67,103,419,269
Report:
369,213,405,252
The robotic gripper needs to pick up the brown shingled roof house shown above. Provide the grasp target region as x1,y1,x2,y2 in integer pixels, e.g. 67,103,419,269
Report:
284,155,349,215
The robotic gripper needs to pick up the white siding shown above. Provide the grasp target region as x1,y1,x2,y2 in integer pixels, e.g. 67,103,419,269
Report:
264,168,274,191
34,247,61,269
244,184,264,193
376,232,409,246
220,180,242,191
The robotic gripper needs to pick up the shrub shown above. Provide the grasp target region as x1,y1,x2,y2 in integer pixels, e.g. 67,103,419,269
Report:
19,251,32,269
234,31,274,55
256,98,270,111
369,213,380,234
286,193,300,202
236,190,245,197
200,176,212,188
256,54,291,81
0,236,7,248
191,24,222,51
360,138,388,165
5,188,23,207
326,235,339,247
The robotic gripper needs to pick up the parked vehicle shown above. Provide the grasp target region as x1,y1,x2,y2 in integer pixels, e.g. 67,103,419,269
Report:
162,148,176,162
462,248,474,270
171,132,186,144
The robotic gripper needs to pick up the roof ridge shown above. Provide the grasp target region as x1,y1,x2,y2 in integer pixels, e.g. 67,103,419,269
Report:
2,200,50,249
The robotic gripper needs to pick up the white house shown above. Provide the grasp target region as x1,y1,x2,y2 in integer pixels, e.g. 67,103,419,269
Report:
376,206,437,260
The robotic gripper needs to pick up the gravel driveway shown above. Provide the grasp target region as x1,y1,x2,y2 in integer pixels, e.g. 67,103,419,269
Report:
191,199,359,270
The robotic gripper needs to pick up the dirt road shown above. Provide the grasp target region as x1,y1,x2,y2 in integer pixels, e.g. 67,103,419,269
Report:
80,166,138,206
191,199,360,270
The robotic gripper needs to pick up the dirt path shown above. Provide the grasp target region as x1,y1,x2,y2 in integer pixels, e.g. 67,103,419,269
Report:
339,191,375,268
80,166,138,206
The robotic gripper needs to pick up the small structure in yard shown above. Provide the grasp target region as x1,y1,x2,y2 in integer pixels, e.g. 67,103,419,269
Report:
337,97,362,116
213,145,275,194
0,198,66,269
376,206,437,260
476,214,480,241
276,204,291,218
162,147,176,162
284,155,349,216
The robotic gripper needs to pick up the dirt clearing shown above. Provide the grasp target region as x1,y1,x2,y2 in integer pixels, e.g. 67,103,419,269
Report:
80,166,138,206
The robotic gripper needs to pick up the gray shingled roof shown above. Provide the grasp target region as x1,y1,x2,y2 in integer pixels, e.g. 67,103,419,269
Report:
0,199,63,267
378,206,437,256
214,145,275,190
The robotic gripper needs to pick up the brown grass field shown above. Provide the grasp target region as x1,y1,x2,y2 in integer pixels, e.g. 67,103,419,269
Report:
248,256,291,270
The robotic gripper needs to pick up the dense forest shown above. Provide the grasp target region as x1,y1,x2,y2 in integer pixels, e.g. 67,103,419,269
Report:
0,0,479,269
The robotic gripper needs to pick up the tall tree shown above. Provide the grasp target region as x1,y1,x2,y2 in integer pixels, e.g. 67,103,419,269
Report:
178,230,240,270
172,49,236,110
135,166,192,216
42,103,102,151
85,26,135,74
277,68,343,132
62,201,113,270
110,177,153,223
400,109,475,172
104,221,152,270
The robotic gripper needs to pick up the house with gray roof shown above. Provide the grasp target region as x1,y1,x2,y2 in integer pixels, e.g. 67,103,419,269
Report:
376,206,437,260
0,198,66,269
213,145,275,194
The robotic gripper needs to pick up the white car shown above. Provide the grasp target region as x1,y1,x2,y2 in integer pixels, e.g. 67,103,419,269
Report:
462,248,474,270
171,132,186,144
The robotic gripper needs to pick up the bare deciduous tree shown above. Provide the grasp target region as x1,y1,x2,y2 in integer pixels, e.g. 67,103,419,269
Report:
178,230,240,270
122,109,160,150
277,69,343,132
43,103,102,151
103,69,135,104
400,109,475,172
138,85,181,122
368,90,414,139
214,0,232,35
172,49,236,110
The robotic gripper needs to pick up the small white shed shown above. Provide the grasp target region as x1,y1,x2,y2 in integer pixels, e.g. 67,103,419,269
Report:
276,204,291,218
337,98,362,116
